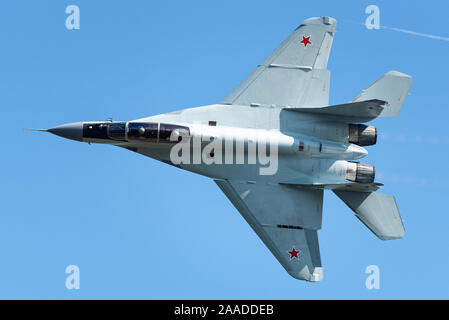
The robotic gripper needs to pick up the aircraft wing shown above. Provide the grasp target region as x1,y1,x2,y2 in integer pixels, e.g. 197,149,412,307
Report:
215,179,324,282
221,16,337,108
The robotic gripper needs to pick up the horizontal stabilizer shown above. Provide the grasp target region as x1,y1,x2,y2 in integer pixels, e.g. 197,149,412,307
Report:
352,70,412,117
334,190,405,240
288,182,383,192
285,99,386,123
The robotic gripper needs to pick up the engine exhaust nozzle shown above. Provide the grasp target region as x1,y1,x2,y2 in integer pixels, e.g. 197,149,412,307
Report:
346,162,375,183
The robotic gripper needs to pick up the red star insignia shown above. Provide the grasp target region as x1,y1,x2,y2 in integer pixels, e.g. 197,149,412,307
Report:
288,247,300,260
300,36,311,47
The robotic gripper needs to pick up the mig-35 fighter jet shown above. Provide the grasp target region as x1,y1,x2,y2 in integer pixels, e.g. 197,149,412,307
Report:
36,17,411,281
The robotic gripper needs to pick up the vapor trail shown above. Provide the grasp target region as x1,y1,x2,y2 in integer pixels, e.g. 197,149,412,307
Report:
340,19,449,42
380,25,449,42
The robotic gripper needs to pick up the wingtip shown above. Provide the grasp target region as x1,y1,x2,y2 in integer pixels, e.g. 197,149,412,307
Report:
309,267,324,282
386,70,412,79
290,266,324,282
300,16,337,27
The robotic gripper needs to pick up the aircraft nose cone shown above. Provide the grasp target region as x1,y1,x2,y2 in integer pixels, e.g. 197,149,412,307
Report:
48,122,83,142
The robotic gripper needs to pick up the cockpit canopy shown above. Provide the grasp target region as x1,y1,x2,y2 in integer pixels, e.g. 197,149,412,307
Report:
108,122,127,141
83,122,190,143
128,122,158,142
159,123,190,143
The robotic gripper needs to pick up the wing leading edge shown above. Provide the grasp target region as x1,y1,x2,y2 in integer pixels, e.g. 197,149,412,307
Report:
215,180,324,282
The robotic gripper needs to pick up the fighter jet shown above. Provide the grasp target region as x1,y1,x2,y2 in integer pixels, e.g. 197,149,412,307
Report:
36,17,411,282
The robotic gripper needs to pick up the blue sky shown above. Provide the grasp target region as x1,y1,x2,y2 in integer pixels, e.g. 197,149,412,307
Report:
1,0,449,299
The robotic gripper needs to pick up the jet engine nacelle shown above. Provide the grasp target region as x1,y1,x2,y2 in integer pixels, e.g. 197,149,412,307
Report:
346,162,375,183
348,124,377,146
